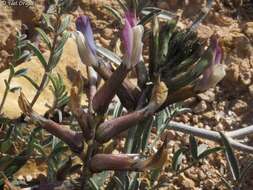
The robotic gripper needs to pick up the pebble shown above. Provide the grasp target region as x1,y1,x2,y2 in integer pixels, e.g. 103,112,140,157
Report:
103,28,114,39
197,90,215,103
193,101,207,114
232,99,248,116
99,37,110,47
25,175,33,182
179,174,196,190
240,71,252,86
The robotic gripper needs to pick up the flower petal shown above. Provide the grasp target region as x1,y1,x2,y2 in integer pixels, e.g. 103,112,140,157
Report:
76,16,96,55
125,10,137,27
122,18,133,58
74,31,97,67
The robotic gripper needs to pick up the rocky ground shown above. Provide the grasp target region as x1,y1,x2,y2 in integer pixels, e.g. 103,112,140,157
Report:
0,0,253,189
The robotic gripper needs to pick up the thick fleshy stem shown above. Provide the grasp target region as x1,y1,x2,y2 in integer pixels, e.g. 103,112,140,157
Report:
93,62,138,114
94,61,140,110
18,92,84,154
96,108,149,143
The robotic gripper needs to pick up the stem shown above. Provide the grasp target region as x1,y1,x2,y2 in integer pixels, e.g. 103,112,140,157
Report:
168,121,253,154
30,73,48,107
226,125,253,139
30,13,61,107
0,75,12,114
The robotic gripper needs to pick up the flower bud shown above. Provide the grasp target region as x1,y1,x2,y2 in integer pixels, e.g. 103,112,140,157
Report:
122,13,144,69
75,16,97,67
194,35,226,92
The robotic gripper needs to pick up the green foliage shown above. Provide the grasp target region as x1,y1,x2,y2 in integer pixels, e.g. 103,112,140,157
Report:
48,73,70,111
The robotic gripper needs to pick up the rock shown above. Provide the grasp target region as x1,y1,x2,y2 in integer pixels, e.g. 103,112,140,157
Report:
197,90,215,103
234,35,252,58
243,22,253,41
99,37,110,47
193,100,207,114
232,100,248,116
225,63,240,83
179,174,196,190
102,28,114,39
0,38,88,119
25,175,33,182
240,71,252,86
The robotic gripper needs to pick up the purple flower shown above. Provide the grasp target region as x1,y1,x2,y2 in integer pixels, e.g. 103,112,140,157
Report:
76,16,96,55
125,11,137,27
195,35,226,91
122,11,143,69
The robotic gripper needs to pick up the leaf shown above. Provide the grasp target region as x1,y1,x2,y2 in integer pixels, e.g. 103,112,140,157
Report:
9,87,21,93
21,75,39,90
112,176,125,189
116,0,128,11
14,68,27,77
42,14,54,31
239,160,253,183
172,147,187,171
141,117,153,151
48,48,63,70
198,146,223,159
141,7,177,21
0,125,14,143
112,102,123,118
190,135,198,160
103,5,123,24
139,9,161,26
58,16,71,34
27,42,48,69
88,178,100,190
55,31,70,53
90,171,110,188
96,45,122,66
219,132,240,181
197,144,208,157
36,27,52,49
0,139,12,153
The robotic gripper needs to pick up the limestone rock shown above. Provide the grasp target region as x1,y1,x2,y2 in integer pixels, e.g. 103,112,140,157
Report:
0,38,88,119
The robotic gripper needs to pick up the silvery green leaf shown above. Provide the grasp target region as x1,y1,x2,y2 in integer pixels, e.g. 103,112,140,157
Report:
58,16,71,34
220,132,240,181
198,147,223,159
116,0,128,10
55,31,70,53
14,68,28,77
103,5,123,24
0,125,14,143
138,9,161,25
197,144,208,157
15,50,31,64
172,147,188,171
42,14,54,31
141,7,177,21
96,45,122,66
190,135,198,160
112,176,125,189
36,27,52,49
48,48,63,70
21,75,39,90
141,117,153,151
27,42,48,70
10,87,21,93
239,160,253,183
